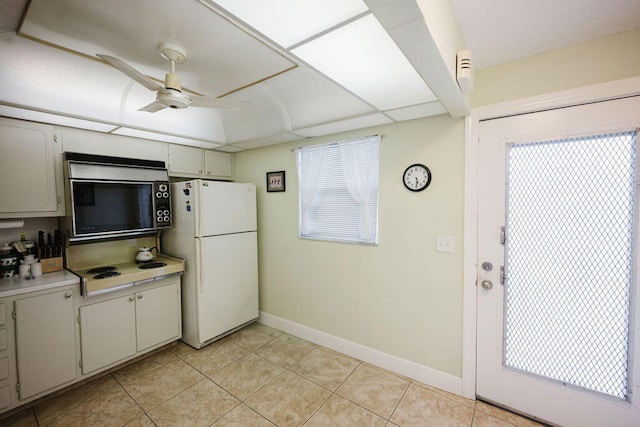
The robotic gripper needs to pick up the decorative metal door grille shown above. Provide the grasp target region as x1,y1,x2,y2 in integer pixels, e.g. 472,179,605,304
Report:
504,130,637,400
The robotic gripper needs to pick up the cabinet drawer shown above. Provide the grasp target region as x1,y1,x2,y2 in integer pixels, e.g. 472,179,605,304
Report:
0,329,6,351
0,303,5,326
0,357,7,380
0,384,9,408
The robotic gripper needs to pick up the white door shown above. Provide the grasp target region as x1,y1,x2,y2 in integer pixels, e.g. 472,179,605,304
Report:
194,181,257,237
15,289,76,399
135,281,181,351
197,232,259,344
477,96,640,426
80,295,136,374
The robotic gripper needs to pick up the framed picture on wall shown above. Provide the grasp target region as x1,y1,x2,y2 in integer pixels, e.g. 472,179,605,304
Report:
266,171,286,192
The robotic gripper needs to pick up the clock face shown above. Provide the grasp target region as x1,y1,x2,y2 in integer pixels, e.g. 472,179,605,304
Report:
403,164,431,192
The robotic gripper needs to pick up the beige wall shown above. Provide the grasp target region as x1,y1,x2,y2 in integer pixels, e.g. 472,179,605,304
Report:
472,28,640,106
233,28,640,381
234,115,466,377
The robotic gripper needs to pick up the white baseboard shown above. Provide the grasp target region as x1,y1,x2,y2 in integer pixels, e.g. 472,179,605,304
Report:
258,311,464,397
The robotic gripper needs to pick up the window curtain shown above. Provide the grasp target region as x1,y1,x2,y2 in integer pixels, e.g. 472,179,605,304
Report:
295,146,327,234
339,135,380,240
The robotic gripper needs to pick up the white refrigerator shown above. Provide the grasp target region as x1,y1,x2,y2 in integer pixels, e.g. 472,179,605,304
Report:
162,179,258,349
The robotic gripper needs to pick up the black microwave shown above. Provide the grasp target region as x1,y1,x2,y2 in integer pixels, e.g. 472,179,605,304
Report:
63,153,172,243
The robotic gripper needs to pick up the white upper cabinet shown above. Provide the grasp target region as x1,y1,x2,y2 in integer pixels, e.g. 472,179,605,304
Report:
168,144,232,180
0,117,64,218
204,150,232,179
168,144,203,176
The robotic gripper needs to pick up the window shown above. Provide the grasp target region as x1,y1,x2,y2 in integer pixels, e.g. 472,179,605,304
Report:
504,130,637,398
295,134,380,245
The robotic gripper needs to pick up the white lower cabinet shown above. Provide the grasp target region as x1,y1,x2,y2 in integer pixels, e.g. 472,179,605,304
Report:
0,301,10,409
14,289,76,400
79,294,137,374
0,276,181,415
135,282,181,351
79,279,181,374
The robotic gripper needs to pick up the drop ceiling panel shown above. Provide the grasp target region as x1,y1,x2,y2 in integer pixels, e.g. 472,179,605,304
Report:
260,67,376,129
0,105,118,133
216,85,292,143
385,102,447,121
0,34,228,144
112,128,223,149
20,0,295,97
209,0,369,48
229,132,303,150
118,84,228,142
0,34,126,123
292,14,437,111
294,113,392,137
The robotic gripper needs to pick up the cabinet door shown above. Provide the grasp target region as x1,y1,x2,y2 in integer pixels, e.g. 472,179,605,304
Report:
168,144,203,176
14,289,76,399
204,150,232,179
79,294,136,374
0,118,57,214
136,282,181,351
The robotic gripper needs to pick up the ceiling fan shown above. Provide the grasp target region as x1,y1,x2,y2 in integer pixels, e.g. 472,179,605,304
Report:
97,43,247,112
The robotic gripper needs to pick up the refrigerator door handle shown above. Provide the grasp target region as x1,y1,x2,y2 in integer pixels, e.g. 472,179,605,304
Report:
195,238,204,293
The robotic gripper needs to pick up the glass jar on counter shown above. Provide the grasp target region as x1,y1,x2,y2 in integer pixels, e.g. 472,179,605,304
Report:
1,243,18,278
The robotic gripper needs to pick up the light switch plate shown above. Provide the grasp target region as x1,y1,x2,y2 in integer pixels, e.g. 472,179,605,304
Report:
436,235,454,253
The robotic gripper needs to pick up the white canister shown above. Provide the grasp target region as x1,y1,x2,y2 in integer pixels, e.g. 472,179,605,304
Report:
19,264,31,278
30,262,42,277
22,254,36,264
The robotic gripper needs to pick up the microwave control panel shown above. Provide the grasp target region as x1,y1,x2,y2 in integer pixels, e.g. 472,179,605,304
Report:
154,182,172,228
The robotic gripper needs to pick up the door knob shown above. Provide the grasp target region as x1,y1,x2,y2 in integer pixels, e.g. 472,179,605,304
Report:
481,280,493,290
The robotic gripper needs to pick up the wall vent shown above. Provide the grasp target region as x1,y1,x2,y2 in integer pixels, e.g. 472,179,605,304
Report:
456,49,474,94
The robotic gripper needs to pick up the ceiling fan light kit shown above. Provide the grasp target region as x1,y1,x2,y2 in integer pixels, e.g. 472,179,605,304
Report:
96,41,247,112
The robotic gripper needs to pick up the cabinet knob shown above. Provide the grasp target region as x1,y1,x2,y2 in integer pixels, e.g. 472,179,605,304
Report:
137,294,143,299
198,170,203,173
129,296,135,302
207,171,211,175
65,292,72,298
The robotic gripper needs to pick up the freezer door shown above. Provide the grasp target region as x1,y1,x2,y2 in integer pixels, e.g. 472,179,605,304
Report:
197,232,259,343
195,181,257,237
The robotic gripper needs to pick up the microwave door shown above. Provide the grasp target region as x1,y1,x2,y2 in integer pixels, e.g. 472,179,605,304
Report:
70,180,154,239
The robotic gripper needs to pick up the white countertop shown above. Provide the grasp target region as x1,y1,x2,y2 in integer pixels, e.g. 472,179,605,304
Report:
0,269,80,298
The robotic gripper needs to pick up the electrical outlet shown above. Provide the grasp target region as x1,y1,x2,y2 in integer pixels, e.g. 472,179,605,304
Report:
436,235,454,253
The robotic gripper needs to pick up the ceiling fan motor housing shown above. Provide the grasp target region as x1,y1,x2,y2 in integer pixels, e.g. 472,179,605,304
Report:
159,89,191,109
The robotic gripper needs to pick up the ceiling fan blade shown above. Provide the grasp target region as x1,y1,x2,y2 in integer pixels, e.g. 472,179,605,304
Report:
190,94,248,109
138,100,167,113
97,54,163,92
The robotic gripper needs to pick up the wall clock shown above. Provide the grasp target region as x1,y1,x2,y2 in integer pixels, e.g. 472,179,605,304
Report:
403,163,432,192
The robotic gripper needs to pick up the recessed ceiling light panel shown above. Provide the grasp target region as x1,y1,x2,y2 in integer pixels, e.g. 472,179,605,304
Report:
208,0,369,48
292,14,437,111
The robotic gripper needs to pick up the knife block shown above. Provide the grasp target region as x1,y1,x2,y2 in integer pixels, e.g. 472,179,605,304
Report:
41,257,63,273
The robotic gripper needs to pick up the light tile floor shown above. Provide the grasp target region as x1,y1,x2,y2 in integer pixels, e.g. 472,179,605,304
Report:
1,323,544,426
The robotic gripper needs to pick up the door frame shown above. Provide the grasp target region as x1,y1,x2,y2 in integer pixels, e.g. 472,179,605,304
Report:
462,75,640,400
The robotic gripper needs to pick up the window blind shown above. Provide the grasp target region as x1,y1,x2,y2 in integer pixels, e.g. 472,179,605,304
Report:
295,134,379,245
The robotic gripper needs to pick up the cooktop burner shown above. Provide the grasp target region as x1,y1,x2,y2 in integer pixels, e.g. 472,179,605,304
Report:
87,266,116,274
93,270,121,279
138,262,167,269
